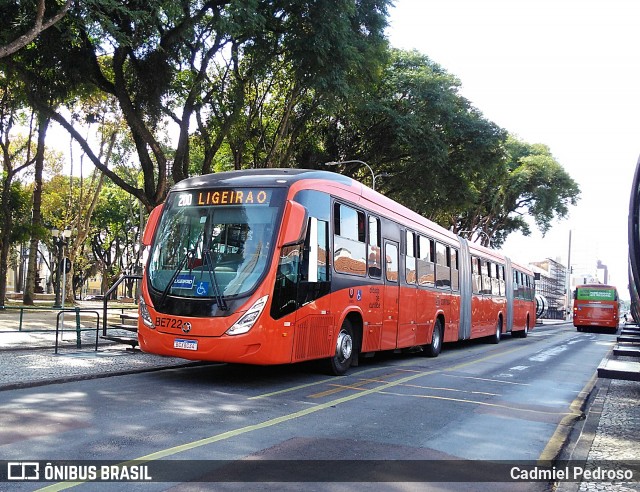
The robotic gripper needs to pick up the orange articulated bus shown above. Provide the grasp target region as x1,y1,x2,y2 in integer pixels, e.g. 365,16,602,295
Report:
138,169,536,375
573,284,619,333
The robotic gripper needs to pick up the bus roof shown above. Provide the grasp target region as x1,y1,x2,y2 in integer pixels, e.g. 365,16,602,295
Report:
172,168,353,190
577,284,617,290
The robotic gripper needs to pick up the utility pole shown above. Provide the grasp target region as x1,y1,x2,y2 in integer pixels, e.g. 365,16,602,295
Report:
566,230,572,321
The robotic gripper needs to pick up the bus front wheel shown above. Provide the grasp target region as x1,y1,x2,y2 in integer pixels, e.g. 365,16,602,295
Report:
326,320,355,376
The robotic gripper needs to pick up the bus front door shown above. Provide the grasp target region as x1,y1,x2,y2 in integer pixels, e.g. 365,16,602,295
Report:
381,240,400,350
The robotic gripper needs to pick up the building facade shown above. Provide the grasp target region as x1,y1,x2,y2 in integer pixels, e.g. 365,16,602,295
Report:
531,258,567,320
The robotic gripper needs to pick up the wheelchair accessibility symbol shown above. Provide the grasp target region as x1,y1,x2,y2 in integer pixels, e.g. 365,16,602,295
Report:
195,281,209,296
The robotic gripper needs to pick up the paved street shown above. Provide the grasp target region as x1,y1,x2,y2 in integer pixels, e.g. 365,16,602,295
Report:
0,317,637,491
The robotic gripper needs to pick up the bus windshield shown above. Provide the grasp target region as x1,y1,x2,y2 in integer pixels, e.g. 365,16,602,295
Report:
148,188,283,301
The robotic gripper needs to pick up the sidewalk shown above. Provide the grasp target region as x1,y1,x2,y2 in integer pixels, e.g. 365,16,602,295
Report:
542,321,640,492
0,310,638,490
0,304,194,390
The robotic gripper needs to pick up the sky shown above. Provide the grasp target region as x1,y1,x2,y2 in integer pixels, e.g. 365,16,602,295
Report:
386,0,639,298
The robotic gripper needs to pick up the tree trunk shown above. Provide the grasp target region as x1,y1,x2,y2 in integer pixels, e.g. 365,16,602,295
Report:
23,115,48,305
64,264,74,305
0,173,13,307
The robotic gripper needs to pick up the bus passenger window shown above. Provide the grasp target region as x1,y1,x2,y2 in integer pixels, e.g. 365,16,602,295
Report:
368,216,381,278
490,263,500,296
481,260,491,294
386,243,399,282
405,231,417,284
435,242,450,288
333,203,366,276
450,249,459,291
472,257,481,294
417,235,435,287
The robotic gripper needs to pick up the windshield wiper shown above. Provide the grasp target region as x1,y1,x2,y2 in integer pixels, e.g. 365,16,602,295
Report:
157,248,194,310
202,248,229,311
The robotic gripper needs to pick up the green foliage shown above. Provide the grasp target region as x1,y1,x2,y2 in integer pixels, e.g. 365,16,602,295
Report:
90,179,144,282
1,1,95,104
189,0,391,170
302,49,506,212
91,182,135,242
0,180,31,243
3,0,392,208
0,2,581,253
297,49,579,247
453,136,581,247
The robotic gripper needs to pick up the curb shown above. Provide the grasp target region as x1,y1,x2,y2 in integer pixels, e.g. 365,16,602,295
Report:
554,378,610,492
539,372,596,463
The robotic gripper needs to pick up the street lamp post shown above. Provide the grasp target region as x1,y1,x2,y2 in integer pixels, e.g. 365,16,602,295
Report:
372,172,393,190
325,160,387,191
20,246,29,293
52,227,72,308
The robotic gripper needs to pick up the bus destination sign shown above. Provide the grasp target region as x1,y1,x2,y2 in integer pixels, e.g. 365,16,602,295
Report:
176,189,272,207
576,288,616,301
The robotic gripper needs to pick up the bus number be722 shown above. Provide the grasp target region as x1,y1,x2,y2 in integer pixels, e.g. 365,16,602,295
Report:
155,317,184,329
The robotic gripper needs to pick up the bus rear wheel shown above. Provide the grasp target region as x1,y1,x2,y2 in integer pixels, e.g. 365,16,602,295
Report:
326,319,355,376
489,318,502,344
513,320,529,338
422,318,443,357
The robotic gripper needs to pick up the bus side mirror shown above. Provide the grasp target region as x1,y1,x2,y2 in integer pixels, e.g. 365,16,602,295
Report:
278,200,307,247
142,204,164,247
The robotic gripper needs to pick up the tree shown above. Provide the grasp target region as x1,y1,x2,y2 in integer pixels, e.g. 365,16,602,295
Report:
22,113,49,305
1,0,101,304
5,0,391,211
89,180,144,296
304,49,506,213
451,136,581,247
0,73,38,305
0,0,73,58
298,49,579,248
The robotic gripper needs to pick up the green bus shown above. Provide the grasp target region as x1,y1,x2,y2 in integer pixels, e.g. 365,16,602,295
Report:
573,284,619,332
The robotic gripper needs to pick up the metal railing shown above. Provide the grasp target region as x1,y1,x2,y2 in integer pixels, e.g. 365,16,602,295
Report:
0,305,101,352
54,308,100,354
0,275,141,352
102,275,142,336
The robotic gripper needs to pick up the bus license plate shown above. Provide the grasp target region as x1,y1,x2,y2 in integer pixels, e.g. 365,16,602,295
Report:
174,339,198,351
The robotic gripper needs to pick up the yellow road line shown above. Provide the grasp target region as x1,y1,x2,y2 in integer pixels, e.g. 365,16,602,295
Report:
321,380,500,397
252,345,528,400
308,372,407,398
248,377,338,400
37,368,442,491
248,364,409,399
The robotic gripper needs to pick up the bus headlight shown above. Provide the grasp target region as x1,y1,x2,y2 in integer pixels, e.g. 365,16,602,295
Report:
139,295,155,329
226,295,268,336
